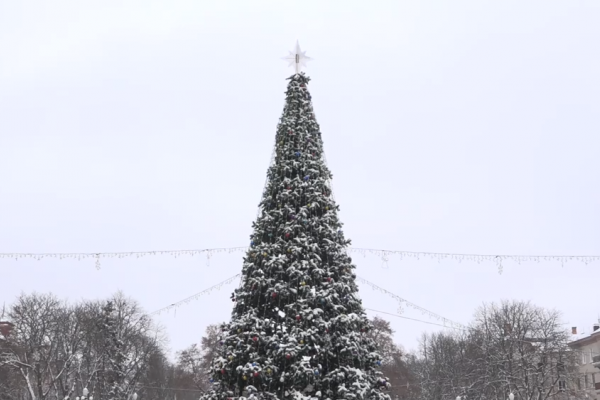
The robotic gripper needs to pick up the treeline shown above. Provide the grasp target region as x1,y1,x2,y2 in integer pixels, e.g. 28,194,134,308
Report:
0,294,580,400
0,293,200,400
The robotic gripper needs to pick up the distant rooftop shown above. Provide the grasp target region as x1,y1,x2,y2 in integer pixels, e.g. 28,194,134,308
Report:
569,323,600,347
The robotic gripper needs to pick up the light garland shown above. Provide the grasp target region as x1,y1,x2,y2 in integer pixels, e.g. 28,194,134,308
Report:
365,308,466,330
143,271,461,331
0,247,247,270
349,248,600,274
356,276,465,329
148,274,241,316
1,246,598,272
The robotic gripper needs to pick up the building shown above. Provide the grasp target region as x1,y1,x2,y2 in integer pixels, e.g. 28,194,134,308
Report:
569,323,600,399
0,320,14,339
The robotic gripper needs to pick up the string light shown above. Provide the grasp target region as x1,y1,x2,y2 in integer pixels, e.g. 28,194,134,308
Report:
351,248,600,274
148,274,241,316
2,246,598,272
365,308,465,330
143,271,460,331
357,276,465,328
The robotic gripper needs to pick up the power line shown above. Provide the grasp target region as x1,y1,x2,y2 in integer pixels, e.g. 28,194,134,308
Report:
139,385,204,393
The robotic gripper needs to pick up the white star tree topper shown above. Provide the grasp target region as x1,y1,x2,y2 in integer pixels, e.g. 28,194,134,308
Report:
282,41,312,73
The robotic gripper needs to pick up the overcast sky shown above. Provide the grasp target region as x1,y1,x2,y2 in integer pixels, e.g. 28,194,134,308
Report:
1,1,599,357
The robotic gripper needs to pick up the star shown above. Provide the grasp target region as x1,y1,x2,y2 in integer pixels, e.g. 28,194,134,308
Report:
282,41,312,74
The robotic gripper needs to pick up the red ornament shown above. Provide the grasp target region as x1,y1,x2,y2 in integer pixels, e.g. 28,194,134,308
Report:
285,233,290,239
252,336,258,342
221,369,226,374
326,328,329,333
327,277,332,282
272,292,277,299
286,354,291,360
296,315,301,321
254,372,259,377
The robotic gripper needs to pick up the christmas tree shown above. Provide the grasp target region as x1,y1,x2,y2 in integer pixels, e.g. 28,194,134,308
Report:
203,46,390,400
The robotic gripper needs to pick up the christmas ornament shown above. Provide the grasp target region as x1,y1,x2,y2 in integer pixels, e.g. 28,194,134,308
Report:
253,372,259,377
286,353,291,360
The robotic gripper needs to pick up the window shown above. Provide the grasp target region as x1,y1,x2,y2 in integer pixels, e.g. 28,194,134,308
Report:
594,373,597,384
586,374,589,388
559,380,567,391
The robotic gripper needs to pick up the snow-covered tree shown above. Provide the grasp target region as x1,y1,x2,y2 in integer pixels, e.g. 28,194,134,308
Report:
99,300,128,400
366,318,417,400
177,324,222,391
202,73,390,400
411,301,579,400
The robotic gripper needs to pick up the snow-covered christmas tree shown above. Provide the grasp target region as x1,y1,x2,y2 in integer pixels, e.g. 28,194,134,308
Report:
203,44,390,400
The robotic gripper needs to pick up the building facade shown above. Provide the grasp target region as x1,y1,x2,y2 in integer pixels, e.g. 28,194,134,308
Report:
569,324,600,399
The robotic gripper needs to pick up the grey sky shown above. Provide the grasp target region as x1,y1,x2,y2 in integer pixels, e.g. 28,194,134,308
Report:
1,1,599,358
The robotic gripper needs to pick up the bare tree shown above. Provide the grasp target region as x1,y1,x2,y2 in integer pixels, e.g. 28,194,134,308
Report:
472,301,579,400
366,317,419,400
0,292,166,400
0,293,84,400
176,324,221,392
411,301,579,400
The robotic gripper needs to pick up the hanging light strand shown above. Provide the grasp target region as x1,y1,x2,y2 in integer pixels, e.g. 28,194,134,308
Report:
356,276,465,329
1,246,598,272
349,247,600,274
148,274,241,316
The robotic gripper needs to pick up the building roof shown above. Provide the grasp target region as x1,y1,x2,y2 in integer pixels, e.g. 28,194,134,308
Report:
569,330,600,347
